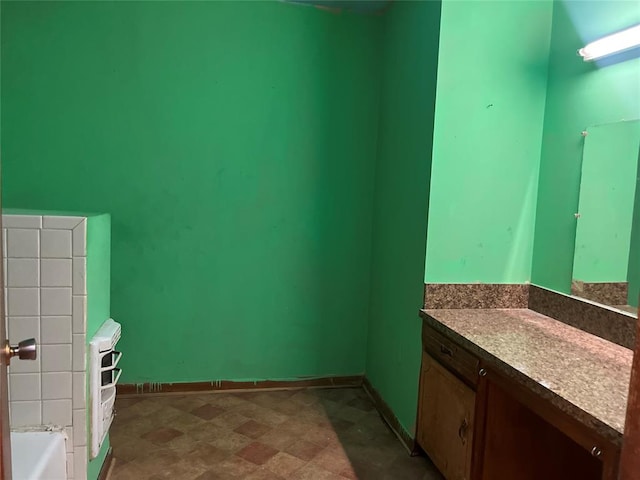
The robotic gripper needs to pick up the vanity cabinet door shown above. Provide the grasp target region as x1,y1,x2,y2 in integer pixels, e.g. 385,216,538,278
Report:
417,352,475,480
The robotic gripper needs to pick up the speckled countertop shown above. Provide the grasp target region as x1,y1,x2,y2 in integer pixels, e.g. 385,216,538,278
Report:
420,308,633,446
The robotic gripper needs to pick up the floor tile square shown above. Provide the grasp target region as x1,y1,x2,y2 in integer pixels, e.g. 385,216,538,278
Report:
263,451,306,477
258,427,302,451
283,438,324,461
141,427,184,444
235,419,272,439
236,441,280,465
191,403,226,420
243,466,287,480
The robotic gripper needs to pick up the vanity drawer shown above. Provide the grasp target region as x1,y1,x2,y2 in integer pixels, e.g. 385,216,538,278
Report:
422,325,479,387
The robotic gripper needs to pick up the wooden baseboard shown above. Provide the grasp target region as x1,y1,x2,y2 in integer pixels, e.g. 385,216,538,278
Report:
97,447,114,480
363,376,418,455
116,375,364,396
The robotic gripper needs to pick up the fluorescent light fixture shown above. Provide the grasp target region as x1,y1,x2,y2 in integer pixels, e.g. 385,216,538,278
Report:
578,24,640,61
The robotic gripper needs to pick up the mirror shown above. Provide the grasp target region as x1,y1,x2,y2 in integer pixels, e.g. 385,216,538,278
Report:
571,119,640,314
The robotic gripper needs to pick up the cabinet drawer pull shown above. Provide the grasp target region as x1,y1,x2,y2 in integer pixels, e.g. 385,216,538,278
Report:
591,446,602,458
440,344,453,357
422,326,480,385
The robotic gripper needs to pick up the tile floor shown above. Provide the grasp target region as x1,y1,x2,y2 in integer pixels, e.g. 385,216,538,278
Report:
109,387,444,480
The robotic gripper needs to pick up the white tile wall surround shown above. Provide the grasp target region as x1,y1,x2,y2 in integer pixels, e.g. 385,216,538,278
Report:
41,344,73,372
43,398,73,426
72,334,86,372
9,373,41,401
66,453,75,480
65,426,74,453
72,220,87,257
7,288,40,316
41,229,72,258
7,258,39,287
72,257,86,295
8,316,40,344
41,316,72,344
42,372,73,400
41,287,72,316
72,372,86,409
72,409,87,447
73,447,88,480
4,214,89,480
10,400,42,426
72,296,86,335
43,216,85,230
8,352,40,374
2,215,42,229
7,229,39,258
41,259,73,287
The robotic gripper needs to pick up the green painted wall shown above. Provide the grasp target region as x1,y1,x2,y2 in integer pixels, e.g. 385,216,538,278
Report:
365,0,441,434
86,213,111,479
88,439,110,480
531,0,640,293
573,121,640,283
86,214,111,341
1,1,381,383
424,0,553,284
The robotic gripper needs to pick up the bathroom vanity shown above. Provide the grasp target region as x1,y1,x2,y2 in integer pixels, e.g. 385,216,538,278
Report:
416,307,631,480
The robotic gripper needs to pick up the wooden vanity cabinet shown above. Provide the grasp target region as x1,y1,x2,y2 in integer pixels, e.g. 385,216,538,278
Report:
417,322,620,480
417,352,476,480
417,326,480,480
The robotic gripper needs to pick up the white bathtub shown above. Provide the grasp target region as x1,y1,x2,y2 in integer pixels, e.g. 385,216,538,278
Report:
11,431,67,480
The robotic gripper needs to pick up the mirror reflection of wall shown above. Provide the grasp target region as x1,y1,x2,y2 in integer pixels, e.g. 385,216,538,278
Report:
571,120,640,314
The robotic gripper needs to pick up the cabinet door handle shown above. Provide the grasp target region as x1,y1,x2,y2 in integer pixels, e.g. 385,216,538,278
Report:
440,344,453,357
458,418,469,445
